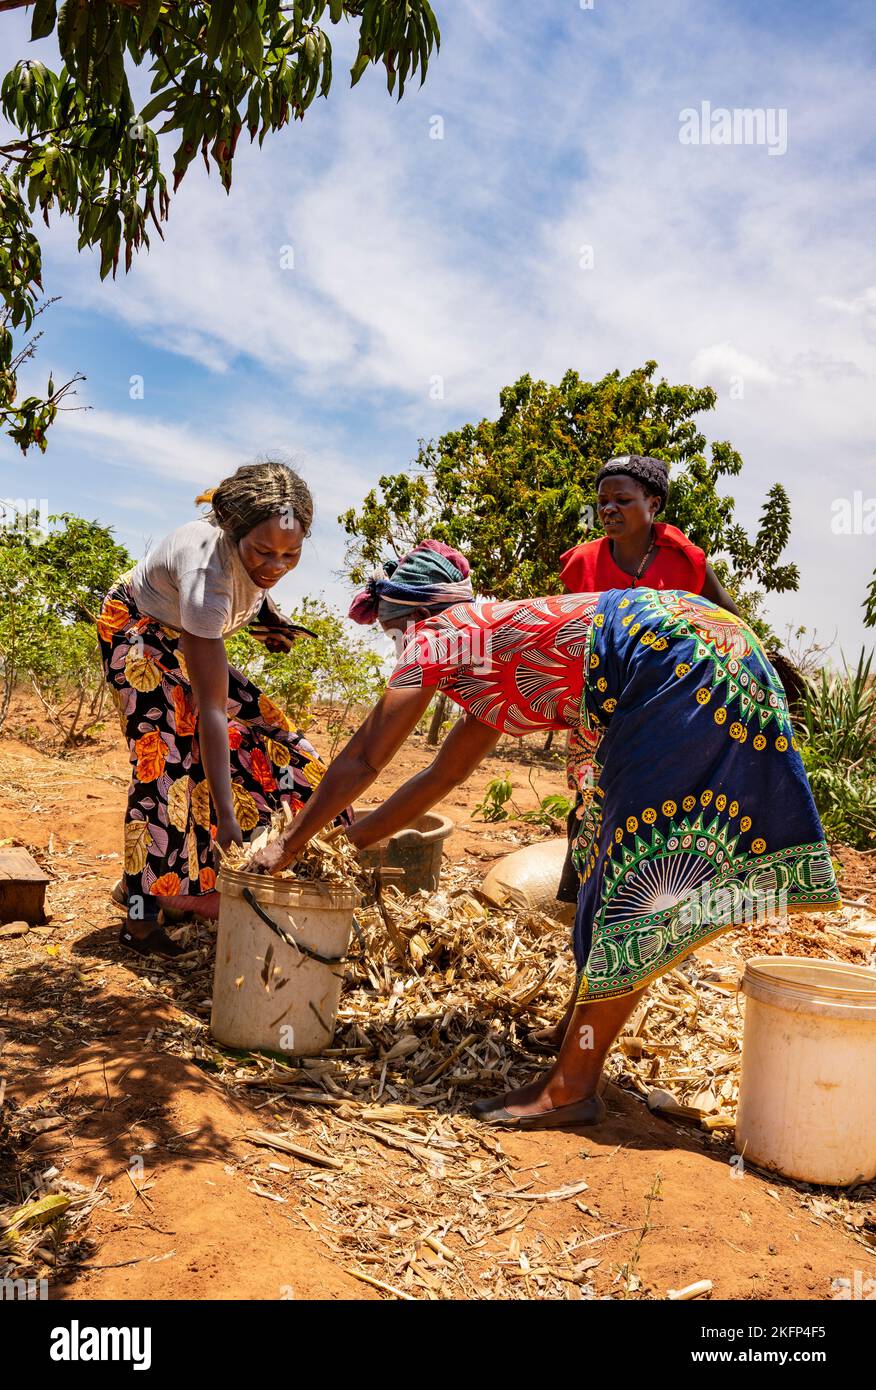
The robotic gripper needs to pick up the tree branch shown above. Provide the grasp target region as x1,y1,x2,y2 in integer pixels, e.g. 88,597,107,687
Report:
0,0,145,10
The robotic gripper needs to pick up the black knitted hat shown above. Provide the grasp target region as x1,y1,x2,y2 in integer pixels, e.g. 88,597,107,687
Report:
596,454,669,510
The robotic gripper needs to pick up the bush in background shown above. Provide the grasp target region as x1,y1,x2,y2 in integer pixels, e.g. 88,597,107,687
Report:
798,649,875,850
0,509,131,742
226,597,384,754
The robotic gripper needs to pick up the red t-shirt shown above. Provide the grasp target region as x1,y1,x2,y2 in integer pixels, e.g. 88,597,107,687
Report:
559,522,706,594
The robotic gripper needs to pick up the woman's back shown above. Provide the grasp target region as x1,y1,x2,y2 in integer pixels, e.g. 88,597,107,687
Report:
388,593,601,733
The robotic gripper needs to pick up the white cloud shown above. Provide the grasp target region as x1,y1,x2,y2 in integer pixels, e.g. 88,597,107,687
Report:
57,408,242,486
818,286,876,317
689,344,782,388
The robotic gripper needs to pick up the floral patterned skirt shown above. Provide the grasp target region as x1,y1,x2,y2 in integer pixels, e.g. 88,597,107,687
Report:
97,581,341,917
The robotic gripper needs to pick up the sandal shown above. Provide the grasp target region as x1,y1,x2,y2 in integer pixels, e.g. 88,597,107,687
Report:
118,924,187,959
471,1093,607,1130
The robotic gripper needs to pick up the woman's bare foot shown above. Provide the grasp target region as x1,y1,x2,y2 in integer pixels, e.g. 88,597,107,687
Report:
472,1070,606,1129
476,987,647,1125
489,1068,591,1118
110,880,219,923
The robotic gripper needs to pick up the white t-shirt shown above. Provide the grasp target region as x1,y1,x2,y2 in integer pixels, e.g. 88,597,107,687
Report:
129,520,265,639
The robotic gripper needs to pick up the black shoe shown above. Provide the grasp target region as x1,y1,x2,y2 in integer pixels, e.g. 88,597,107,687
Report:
471,1094,607,1130
118,924,186,959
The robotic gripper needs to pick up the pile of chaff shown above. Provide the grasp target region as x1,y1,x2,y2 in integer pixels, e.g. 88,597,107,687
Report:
162,858,574,1099
0,1100,106,1287
147,861,614,1298
218,814,364,887
607,904,875,1130
139,861,876,1298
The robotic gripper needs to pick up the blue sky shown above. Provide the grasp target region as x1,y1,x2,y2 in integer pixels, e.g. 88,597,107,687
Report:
1,0,875,657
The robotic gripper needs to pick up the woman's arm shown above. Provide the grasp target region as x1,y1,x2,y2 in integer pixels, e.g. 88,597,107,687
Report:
348,713,502,848
179,632,242,850
248,685,434,873
701,563,740,616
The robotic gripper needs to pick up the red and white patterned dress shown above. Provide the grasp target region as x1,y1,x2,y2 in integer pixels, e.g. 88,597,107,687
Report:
387,595,600,742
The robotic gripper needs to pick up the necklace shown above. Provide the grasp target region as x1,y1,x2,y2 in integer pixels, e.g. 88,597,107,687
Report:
608,529,657,585
631,538,655,585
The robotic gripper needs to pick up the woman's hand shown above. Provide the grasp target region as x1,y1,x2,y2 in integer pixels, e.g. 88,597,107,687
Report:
215,814,244,852
247,836,296,875
344,715,501,847
344,818,369,850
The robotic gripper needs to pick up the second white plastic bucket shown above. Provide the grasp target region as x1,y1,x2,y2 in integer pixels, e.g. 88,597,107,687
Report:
211,866,359,1057
735,955,876,1186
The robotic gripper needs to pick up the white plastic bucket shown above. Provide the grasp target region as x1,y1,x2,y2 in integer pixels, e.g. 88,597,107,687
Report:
211,867,359,1057
735,955,876,1186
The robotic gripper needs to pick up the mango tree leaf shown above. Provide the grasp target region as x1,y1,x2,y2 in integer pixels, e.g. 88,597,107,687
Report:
30,0,58,42
350,52,370,85
137,0,164,51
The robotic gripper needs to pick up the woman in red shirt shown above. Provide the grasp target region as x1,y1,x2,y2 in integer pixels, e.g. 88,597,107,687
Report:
552,454,740,931
558,453,739,610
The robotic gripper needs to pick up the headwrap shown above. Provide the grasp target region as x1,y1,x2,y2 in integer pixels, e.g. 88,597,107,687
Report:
595,454,669,511
348,538,473,626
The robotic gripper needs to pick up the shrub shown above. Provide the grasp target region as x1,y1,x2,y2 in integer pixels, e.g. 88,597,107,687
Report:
0,510,131,742
797,650,875,850
226,597,384,751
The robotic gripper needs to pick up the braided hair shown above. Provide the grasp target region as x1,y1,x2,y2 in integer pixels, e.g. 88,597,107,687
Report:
195,458,313,542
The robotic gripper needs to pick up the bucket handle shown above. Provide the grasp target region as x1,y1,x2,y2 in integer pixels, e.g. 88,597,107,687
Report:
242,887,349,967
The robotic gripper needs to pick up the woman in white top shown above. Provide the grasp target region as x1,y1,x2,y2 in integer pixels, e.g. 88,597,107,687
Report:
97,459,344,957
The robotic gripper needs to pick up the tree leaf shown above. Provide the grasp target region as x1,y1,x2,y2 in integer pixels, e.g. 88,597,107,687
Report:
137,0,164,49
240,19,264,73
30,0,57,42
350,52,370,86
140,89,175,123
205,0,235,63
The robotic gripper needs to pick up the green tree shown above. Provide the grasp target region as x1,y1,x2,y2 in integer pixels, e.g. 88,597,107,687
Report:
226,595,383,748
0,512,48,727
0,0,441,451
798,650,875,850
340,362,799,637
0,508,131,740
